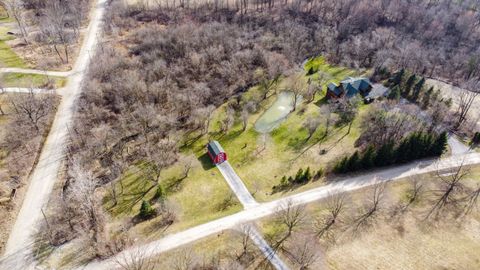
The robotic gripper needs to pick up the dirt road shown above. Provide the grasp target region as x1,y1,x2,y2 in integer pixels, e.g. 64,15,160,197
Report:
0,1,106,268
79,152,480,270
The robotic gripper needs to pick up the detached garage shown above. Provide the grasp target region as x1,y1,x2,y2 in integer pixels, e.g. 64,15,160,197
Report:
206,141,227,165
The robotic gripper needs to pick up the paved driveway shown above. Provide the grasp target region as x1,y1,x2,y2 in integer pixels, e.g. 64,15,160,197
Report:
217,161,258,208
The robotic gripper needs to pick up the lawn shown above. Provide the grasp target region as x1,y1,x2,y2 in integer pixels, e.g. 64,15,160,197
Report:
2,73,66,88
0,25,27,68
102,56,368,240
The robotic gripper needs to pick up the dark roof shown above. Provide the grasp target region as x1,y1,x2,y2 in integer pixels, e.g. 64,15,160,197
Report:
207,141,225,156
340,77,372,97
327,83,343,96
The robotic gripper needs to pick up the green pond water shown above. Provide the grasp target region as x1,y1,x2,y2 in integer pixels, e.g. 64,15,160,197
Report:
254,91,301,133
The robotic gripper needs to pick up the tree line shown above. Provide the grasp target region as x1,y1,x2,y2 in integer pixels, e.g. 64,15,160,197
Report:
334,131,448,174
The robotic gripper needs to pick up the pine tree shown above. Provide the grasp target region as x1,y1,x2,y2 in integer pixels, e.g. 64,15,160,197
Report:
346,151,360,172
389,68,405,87
395,138,411,163
140,200,155,219
280,176,288,186
412,77,425,102
303,167,312,183
472,132,480,145
361,145,376,169
154,185,165,201
403,74,416,98
431,132,448,156
334,157,349,173
375,141,395,166
295,168,304,183
388,85,401,100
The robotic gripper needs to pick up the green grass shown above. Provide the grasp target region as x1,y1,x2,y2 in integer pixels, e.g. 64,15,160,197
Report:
2,73,66,88
101,55,368,240
0,25,27,68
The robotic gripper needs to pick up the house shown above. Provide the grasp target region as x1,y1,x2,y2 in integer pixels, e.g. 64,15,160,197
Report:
206,141,227,164
326,77,373,99
364,83,390,103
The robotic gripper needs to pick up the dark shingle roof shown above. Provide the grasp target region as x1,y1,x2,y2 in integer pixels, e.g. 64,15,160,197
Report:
207,141,225,156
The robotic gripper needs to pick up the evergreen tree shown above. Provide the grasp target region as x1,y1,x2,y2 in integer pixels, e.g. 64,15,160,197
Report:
295,168,304,183
280,176,288,186
388,85,401,100
361,145,376,169
334,157,349,173
389,68,405,87
346,151,360,172
288,176,294,184
403,74,416,98
140,200,155,219
154,185,165,202
375,141,395,166
395,138,411,163
431,132,448,156
303,167,312,182
412,77,425,102
472,132,480,145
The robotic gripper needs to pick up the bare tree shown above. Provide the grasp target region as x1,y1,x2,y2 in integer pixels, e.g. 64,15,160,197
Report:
353,181,387,232
241,106,249,131
221,107,235,134
314,193,347,241
9,90,56,132
425,162,470,220
289,73,305,112
170,249,197,270
392,177,424,217
3,0,28,44
303,116,321,141
115,247,157,270
272,200,306,250
462,184,480,215
284,233,321,269
455,79,479,130
42,0,75,63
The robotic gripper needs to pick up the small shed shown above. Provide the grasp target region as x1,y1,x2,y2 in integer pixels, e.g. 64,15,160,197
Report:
206,141,227,164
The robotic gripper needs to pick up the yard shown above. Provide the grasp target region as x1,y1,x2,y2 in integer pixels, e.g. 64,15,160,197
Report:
100,56,369,242
258,166,480,269
2,73,66,89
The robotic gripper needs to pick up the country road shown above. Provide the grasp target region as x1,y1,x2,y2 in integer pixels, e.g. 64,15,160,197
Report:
0,0,106,268
241,224,290,270
217,161,259,208
79,152,480,270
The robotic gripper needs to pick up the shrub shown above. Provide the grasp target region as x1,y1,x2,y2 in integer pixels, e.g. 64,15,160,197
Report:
139,200,155,219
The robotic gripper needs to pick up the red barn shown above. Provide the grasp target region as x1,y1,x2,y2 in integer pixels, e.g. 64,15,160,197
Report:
206,141,227,164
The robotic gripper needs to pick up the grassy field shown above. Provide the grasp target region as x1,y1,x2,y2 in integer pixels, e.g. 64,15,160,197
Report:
258,166,480,269
2,73,67,88
101,56,367,241
0,24,27,68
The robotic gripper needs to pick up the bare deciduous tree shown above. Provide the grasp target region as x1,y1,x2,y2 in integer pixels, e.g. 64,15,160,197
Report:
303,116,321,141
314,193,347,241
353,181,387,232
425,162,470,220
455,79,479,130
115,247,157,270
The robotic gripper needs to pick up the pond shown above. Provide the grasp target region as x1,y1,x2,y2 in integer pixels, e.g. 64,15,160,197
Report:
254,91,301,133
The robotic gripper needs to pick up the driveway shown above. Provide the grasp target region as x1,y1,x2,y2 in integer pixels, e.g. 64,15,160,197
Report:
79,152,480,270
217,161,258,208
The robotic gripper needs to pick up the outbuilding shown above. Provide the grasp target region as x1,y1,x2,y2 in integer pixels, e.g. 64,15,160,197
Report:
206,141,227,164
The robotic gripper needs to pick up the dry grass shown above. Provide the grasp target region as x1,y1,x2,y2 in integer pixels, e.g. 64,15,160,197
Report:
258,166,480,270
